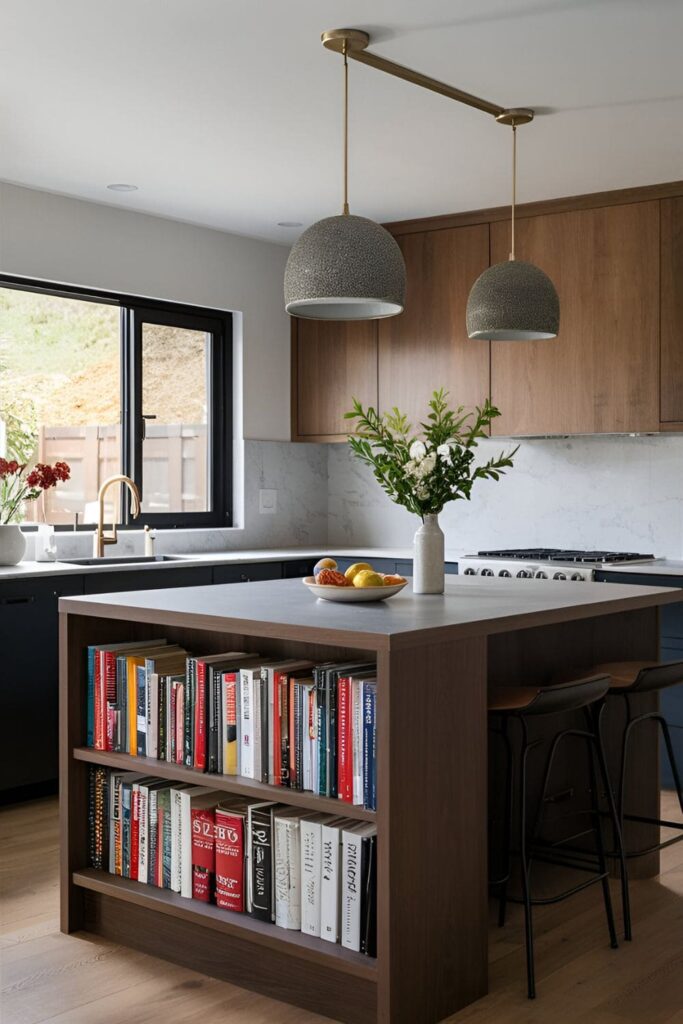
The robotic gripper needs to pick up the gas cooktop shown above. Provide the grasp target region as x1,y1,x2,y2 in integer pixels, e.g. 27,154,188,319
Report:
475,548,656,565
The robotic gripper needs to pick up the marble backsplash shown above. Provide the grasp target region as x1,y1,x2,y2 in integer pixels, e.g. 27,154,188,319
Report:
22,440,329,560
327,434,683,558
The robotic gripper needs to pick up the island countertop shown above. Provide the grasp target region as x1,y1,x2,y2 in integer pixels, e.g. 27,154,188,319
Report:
58,574,683,650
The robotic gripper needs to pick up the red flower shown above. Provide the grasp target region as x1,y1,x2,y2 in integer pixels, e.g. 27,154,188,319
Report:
25,461,71,491
0,459,23,479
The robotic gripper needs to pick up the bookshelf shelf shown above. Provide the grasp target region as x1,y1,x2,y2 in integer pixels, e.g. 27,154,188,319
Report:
73,747,376,822
73,868,377,980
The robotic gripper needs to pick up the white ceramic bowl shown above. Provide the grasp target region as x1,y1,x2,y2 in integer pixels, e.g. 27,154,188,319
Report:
302,575,407,602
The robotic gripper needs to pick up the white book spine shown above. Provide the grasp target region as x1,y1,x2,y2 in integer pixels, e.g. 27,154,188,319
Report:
170,789,183,892
138,785,149,883
320,822,342,943
352,680,363,805
221,674,228,774
180,791,192,898
148,673,159,760
274,817,302,929
300,819,322,937
240,669,255,779
253,672,262,783
148,790,158,886
341,829,362,951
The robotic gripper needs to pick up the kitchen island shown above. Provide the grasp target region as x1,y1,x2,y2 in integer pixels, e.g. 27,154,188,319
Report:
59,575,683,1024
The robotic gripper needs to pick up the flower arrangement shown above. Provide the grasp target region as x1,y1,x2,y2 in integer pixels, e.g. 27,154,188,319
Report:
0,459,71,524
344,389,517,519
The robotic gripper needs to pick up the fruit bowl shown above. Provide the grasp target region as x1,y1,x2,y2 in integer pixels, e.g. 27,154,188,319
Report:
302,576,407,603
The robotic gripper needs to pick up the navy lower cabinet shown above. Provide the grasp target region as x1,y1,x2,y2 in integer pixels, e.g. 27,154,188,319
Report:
0,575,84,799
82,565,214,594
598,570,683,788
212,562,283,584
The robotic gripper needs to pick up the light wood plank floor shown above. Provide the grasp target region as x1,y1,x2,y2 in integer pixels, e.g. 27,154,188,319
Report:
1,795,681,1024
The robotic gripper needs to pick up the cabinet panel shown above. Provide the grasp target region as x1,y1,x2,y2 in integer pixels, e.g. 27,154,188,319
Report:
660,197,683,422
1,575,84,793
295,319,378,438
491,202,660,435
82,566,214,594
378,225,490,426
212,562,282,584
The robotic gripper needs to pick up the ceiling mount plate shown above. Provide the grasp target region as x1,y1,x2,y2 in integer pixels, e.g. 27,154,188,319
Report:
321,29,370,54
496,108,535,126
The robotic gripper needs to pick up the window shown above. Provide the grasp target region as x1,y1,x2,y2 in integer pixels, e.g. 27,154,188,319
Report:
0,277,232,528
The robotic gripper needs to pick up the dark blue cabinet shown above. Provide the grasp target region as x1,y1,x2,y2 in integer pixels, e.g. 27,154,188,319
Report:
597,570,683,788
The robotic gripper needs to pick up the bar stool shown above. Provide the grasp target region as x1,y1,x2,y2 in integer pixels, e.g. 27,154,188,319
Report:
488,674,625,999
590,659,683,941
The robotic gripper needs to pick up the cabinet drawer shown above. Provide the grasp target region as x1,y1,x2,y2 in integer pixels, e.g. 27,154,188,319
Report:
212,562,283,584
82,566,214,594
282,559,316,579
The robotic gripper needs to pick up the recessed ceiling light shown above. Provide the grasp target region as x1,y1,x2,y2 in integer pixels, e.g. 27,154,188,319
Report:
106,183,139,192
278,221,302,228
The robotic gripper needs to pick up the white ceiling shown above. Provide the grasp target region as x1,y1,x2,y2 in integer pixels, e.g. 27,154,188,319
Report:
2,0,682,244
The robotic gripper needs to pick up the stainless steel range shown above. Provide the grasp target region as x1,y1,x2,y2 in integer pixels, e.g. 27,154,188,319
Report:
459,548,658,582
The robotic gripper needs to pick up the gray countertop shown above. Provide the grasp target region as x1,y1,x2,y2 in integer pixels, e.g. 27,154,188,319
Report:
58,574,683,649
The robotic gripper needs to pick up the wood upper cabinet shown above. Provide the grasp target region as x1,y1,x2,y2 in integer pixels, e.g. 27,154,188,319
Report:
292,318,378,439
490,201,660,436
661,197,683,424
378,224,490,426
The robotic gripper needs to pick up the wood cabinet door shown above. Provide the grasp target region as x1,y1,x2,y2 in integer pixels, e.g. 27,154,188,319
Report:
490,201,660,436
294,319,378,439
378,224,490,428
660,196,683,424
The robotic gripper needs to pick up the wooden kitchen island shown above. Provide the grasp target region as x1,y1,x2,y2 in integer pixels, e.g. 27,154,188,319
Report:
59,575,683,1024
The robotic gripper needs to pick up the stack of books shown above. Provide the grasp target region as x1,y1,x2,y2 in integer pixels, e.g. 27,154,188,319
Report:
88,766,377,956
87,644,378,811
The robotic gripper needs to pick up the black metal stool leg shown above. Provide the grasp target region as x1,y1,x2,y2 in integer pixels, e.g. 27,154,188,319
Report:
518,718,536,1000
498,716,514,928
658,717,683,816
593,700,632,941
584,708,618,950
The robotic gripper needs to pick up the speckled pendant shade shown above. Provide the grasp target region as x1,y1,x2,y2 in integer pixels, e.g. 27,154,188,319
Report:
284,214,406,320
466,259,560,340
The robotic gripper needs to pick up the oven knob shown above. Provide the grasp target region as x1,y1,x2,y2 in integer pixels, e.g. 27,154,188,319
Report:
481,568,494,576
516,569,531,578
463,567,477,575
553,571,567,580
535,570,548,579
571,573,585,581
499,570,512,577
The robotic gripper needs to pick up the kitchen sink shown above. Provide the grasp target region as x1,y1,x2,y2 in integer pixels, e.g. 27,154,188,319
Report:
57,555,187,566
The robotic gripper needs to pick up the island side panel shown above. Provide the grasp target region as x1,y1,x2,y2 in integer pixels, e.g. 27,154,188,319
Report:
377,635,488,1024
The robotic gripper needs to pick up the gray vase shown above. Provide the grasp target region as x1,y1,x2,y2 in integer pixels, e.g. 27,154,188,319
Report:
0,524,27,566
413,514,445,594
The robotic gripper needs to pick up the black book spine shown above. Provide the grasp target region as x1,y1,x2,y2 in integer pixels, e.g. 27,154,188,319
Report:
208,665,220,773
328,674,338,798
294,682,303,791
158,676,166,761
280,675,290,788
249,808,272,921
360,834,377,957
87,766,96,867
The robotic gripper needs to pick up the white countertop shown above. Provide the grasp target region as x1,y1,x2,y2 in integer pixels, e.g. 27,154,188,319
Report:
0,546,435,582
597,559,683,577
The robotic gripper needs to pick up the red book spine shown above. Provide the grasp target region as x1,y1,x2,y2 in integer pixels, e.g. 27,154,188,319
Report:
338,677,353,803
175,685,184,765
272,671,282,786
130,787,140,881
288,678,297,789
195,661,207,771
94,651,104,750
156,807,164,886
191,807,216,902
103,652,117,751
215,809,245,912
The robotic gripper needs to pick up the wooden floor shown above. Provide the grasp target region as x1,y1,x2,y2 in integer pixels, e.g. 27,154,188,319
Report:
1,795,681,1024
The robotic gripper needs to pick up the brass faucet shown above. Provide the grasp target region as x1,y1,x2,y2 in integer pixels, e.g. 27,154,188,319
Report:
94,475,141,558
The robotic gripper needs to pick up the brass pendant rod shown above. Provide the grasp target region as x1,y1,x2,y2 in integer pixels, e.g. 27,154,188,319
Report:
510,124,517,261
350,47,505,118
343,43,349,215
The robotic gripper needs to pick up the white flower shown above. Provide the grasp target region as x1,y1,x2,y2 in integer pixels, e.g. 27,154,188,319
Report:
437,439,459,463
403,459,418,477
409,440,426,461
415,483,429,500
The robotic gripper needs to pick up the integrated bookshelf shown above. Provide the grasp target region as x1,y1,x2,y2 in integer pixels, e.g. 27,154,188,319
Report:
60,577,673,1023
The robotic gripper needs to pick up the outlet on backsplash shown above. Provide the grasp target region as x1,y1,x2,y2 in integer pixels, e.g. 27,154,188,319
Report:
259,489,277,514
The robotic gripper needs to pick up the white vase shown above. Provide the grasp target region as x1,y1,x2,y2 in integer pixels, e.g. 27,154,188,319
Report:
0,524,27,566
413,513,445,594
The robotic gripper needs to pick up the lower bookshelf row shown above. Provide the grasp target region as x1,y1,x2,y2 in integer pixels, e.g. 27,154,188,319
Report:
86,764,377,966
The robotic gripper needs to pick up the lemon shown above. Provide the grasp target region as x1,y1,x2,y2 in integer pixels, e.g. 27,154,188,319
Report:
353,569,384,588
344,561,373,582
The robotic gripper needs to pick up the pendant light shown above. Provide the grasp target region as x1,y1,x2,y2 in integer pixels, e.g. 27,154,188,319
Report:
466,112,560,340
284,31,406,320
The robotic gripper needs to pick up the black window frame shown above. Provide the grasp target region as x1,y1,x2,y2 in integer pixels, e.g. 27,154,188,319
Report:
0,274,233,530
